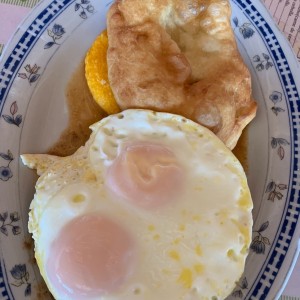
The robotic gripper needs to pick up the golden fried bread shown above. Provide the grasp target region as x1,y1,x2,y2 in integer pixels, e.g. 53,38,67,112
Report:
107,0,257,149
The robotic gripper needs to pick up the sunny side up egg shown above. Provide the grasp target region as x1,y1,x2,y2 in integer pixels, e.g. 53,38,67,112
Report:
21,109,253,300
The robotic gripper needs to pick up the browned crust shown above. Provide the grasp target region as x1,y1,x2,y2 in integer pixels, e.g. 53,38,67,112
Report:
107,0,257,149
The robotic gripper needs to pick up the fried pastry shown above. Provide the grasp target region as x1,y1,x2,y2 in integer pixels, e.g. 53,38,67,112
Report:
107,0,257,149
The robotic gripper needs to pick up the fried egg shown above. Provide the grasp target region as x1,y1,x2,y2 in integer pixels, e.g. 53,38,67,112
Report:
22,109,253,300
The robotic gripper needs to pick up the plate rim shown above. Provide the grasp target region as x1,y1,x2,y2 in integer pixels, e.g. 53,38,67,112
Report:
0,0,300,299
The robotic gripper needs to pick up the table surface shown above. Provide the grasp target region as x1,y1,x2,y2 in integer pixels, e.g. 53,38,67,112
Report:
0,0,299,299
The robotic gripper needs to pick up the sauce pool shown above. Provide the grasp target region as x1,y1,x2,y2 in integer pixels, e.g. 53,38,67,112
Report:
47,60,106,157
232,127,248,173
48,60,248,172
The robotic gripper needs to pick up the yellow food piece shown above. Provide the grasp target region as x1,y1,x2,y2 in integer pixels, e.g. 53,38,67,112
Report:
194,264,204,274
168,250,180,261
177,268,193,289
195,245,202,256
85,30,120,114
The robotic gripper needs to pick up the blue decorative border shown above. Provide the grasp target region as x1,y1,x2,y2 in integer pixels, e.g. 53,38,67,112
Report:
0,0,75,113
0,259,12,300
233,0,300,299
0,0,76,298
0,263,10,300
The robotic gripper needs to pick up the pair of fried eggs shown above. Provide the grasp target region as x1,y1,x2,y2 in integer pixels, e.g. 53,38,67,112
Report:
22,109,253,300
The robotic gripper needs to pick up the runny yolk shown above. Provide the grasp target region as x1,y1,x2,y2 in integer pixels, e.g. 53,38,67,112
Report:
106,142,184,208
46,214,135,299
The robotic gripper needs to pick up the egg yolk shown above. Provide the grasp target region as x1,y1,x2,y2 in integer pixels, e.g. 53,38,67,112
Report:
106,142,184,208
46,214,135,299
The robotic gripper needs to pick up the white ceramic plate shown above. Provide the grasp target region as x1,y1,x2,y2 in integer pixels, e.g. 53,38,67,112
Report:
0,0,300,299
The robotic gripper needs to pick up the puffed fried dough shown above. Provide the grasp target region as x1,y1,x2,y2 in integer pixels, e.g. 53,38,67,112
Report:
107,0,257,149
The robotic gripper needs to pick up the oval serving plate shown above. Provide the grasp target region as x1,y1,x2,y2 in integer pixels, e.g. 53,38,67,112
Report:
0,0,300,299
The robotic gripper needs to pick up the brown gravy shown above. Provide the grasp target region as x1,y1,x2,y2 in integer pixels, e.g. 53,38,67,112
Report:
47,60,106,157
48,60,248,171
232,127,248,173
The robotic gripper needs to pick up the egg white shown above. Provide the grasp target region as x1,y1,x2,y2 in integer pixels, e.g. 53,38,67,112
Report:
22,109,253,300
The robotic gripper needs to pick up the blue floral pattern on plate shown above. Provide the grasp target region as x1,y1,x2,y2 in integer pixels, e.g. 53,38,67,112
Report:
0,212,21,236
271,137,290,160
265,181,288,202
251,221,270,255
252,53,273,71
2,101,22,126
10,264,31,297
75,0,94,19
18,64,41,85
231,277,248,298
44,24,66,49
269,91,285,115
233,17,255,39
0,150,14,181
